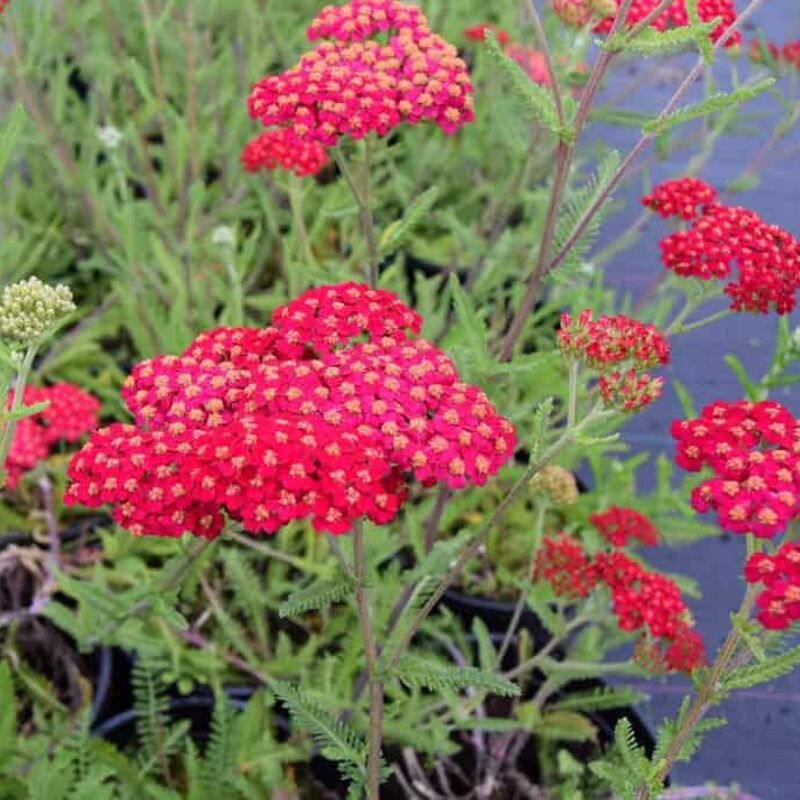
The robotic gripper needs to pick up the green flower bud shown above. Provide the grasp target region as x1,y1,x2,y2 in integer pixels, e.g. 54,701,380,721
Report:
0,277,75,346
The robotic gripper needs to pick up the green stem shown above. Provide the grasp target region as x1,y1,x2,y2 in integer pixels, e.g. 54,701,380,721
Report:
670,307,731,336
633,582,759,800
0,344,37,488
352,521,383,799
288,173,317,270
359,137,380,287
567,360,580,429
495,501,548,668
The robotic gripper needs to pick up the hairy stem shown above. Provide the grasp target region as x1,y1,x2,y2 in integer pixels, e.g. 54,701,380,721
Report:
634,585,758,799
353,522,383,799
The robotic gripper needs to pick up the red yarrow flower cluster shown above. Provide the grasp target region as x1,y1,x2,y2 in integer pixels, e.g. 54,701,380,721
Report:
534,535,704,673
590,506,659,547
248,0,474,148
66,283,516,539
645,178,800,315
557,310,670,412
744,543,800,630
642,177,718,221
6,384,101,490
672,400,800,539
578,0,741,47
241,130,330,178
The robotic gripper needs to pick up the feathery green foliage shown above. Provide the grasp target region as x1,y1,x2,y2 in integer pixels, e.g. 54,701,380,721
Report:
395,655,520,697
278,575,358,618
644,79,777,135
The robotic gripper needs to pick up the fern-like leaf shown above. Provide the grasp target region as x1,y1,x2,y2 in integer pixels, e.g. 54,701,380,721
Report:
550,685,647,713
272,681,365,774
395,655,520,697
644,78,776,135
552,149,622,277
723,644,800,690
379,186,440,255
608,20,717,56
278,575,357,618
485,30,569,140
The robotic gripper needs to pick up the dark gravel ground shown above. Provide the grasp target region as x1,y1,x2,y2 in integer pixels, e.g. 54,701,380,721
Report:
590,6,800,797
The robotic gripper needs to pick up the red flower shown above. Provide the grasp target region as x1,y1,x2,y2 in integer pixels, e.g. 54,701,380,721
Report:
533,534,600,598
744,543,800,630
590,506,659,547
4,384,100,490
747,39,800,69
558,310,669,412
645,178,800,315
464,24,511,46
672,400,800,539
67,283,515,539
248,0,474,147
241,130,329,178
535,537,705,672
641,177,717,221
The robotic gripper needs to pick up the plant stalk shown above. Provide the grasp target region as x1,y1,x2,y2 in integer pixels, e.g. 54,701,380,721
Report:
352,521,383,799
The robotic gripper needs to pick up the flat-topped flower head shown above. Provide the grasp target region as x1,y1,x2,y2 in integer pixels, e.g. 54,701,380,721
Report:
241,129,330,178
672,399,800,539
0,278,75,346
247,0,474,147
645,178,800,315
530,464,579,507
552,0,617,27
67,283,515,538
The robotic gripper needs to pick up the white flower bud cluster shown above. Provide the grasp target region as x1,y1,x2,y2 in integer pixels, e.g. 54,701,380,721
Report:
0,277,75,345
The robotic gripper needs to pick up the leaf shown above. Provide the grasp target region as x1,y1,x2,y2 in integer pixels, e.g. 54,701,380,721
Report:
553,149,622,277
722,644,800,691
528,397,555,463
396,655,520,697
671,378,697,418
643,79,776,136
448,273,488,359
0,104,26,180
519,707,597,742
379,186,440,255
278,575,357,618
485,30,568,140
609,20,718,56
272,682,365,776
550,686,647,713
724,354,760,401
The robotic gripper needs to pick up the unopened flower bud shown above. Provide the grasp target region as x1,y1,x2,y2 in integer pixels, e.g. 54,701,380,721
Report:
0,277,75,345
212,225,236,248
530,464,579,507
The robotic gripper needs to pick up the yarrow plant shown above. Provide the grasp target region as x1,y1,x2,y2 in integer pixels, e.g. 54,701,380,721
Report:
7,1,800,799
